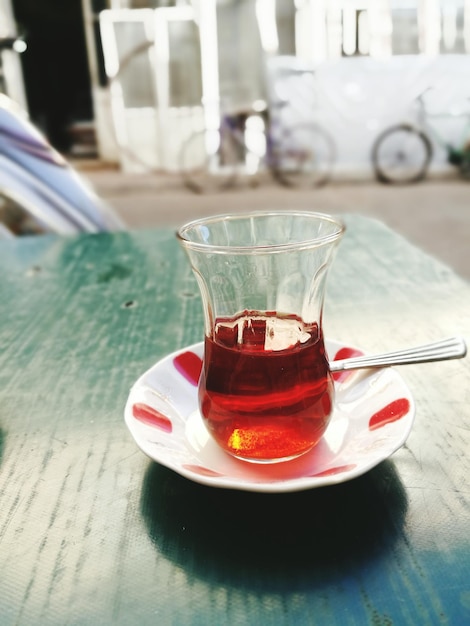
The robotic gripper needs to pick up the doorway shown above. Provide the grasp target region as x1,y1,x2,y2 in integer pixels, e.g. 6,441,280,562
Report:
11,0,94,153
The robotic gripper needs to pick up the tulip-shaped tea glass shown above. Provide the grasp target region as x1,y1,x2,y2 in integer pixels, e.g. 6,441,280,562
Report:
177,211,345,463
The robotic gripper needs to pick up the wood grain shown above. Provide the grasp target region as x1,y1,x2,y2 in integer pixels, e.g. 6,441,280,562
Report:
0,217,468,625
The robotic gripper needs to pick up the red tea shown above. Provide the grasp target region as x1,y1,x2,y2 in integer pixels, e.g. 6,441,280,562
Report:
199,311,334,462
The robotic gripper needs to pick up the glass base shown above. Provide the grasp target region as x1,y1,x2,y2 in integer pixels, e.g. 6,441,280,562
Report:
227,445,316,465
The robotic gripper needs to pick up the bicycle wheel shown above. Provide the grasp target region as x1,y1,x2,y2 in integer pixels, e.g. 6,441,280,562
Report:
372,124,432,184
179,129,243,193
271,123,335,188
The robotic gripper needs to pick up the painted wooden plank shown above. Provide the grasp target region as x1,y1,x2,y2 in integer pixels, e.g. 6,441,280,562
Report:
0,217,468,625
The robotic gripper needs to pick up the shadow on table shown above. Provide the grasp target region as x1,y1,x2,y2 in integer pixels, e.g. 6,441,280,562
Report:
141,459,408,591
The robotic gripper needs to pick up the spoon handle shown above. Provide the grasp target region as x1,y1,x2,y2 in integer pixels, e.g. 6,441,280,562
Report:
329,336,467,372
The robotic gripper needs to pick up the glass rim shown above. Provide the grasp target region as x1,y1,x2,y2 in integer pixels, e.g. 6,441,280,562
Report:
176,210,346,254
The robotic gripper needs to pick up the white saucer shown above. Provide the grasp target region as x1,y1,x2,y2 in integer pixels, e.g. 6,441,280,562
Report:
124,340,415,493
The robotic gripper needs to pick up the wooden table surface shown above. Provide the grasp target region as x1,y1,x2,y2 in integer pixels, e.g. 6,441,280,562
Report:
0,216,469,626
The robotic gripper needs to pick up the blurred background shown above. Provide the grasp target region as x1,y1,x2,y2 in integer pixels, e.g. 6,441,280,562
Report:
0,0,469,277
1,0,468,172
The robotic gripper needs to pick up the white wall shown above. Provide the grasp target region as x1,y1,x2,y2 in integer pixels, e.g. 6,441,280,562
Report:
269,54,470,178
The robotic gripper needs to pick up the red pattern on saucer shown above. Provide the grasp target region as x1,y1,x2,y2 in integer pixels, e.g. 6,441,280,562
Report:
183,464,224,477
311,464,357,477
369,398,411,431
173,351,202,386
332,346,364,382
132,402,173,433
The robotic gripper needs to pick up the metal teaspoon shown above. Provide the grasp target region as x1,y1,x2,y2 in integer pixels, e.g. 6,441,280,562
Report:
329,336,467,372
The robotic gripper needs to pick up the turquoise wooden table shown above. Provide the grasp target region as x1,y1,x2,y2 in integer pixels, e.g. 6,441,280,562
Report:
0,216,469,625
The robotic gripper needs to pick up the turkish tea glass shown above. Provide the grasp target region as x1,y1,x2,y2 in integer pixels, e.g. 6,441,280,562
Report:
177,211,345,463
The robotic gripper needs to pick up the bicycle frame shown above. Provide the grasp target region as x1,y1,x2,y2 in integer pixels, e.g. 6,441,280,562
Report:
180,94,335,191
263,103,283,168
414,89,470,159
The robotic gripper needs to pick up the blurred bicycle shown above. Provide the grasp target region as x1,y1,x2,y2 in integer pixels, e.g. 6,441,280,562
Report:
372,87,470,184
179,100,336,194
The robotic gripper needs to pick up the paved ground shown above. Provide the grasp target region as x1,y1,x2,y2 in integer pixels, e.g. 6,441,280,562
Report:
77,162,469,281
